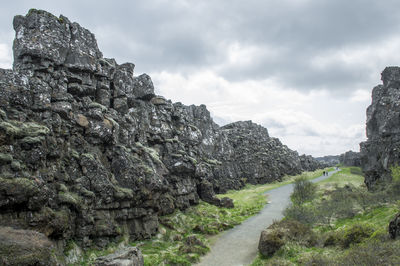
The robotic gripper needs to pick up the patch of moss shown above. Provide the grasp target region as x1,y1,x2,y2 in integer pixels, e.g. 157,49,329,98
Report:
10,160,21,171
187,156,198,165
0,121,50,138
20,136,45,145
203,158,222,166
89,102,108,111
0,177,38,197
113,185,134,200
135,142,163,164
80,153,96,161
0,153,13,164
58,191,82,209
70,149,80,160
0,109,6,120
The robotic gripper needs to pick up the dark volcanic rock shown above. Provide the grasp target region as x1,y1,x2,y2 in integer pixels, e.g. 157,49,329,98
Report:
315,155,340,167
340,150,361,167
0,9,323,258
258,229,284,257
389,212,400,239
361,67,400,188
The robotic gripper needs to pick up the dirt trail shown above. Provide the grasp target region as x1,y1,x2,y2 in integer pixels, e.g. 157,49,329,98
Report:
196,169,340,266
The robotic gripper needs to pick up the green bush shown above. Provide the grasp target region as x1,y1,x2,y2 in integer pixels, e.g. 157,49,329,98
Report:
338,239,400,266
339,223,374,248
270,219,317,247
290,177,316,205
283,205,317,225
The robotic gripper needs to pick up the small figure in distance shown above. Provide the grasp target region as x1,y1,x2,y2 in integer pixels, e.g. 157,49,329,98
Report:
323,171,326,176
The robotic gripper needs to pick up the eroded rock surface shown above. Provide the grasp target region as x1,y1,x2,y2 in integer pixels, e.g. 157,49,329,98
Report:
361,67,400,187
340,150,361,167
0,9,323,256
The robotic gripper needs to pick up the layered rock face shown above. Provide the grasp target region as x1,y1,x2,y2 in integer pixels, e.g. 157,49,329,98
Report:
0,9,323,252
339,151,361,167
361,67,400,188
315,155,340,166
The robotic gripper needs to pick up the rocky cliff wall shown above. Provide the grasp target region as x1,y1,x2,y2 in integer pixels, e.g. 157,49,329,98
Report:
361,67,400,188
315,155,340,167
0,9,323,250
339,151,361,167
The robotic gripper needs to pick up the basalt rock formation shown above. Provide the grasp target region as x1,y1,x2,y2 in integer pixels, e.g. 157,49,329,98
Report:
0,9,323,260
361,67,400,188
339,151,361,167
315,155,340,167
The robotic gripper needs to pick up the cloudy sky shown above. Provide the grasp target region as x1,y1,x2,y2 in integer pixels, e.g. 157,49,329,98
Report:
1,1,399,156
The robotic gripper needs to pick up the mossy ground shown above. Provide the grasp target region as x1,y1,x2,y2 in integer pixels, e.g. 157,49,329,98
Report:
251,167,400,266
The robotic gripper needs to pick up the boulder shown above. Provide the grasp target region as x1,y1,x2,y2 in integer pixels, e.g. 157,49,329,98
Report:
94,246,144,266
258,229,285,257
0,226,59,265
389,212,400,239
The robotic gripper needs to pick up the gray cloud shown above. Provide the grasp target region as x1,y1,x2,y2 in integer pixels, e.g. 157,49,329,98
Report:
1,1,399,89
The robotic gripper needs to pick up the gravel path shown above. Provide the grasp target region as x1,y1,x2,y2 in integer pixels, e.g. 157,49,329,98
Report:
196,169,340,266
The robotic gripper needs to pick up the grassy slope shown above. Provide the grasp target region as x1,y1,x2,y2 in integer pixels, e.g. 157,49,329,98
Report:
251,167,400,266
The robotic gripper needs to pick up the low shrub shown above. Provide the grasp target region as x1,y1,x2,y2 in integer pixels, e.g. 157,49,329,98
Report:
283,204,317,225
339,223,374,248
338,239,400,266
291,177,317,205
270,219,317,247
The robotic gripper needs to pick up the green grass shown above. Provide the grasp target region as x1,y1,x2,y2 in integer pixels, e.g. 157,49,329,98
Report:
224,168,333,199
334,205,399,230
318,167,364,188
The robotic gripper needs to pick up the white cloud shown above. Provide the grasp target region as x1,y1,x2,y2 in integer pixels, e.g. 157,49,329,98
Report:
0,43,12,69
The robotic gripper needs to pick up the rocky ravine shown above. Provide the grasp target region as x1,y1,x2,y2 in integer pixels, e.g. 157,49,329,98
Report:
361,67,400,188
0,9,323,263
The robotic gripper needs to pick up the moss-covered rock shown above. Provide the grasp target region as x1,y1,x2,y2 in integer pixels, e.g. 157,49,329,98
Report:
0,121,50,138
0,177,40,209
0,226,59,265
0,153,13,165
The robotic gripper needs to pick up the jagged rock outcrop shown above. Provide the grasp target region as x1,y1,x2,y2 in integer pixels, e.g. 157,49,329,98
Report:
360,67,400,188
0,9,323,259
339,150,361,167
315,155,340,166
